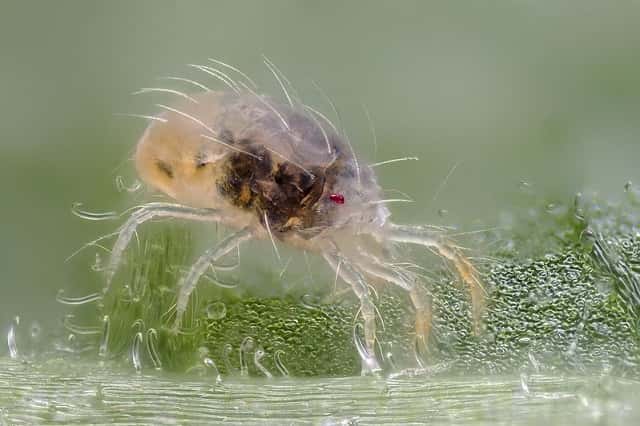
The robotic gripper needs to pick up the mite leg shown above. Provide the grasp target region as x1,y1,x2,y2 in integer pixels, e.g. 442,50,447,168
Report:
105,203,222,288
323,252,382,374
353,255,433,358
386,223,485,334
173,227,253,331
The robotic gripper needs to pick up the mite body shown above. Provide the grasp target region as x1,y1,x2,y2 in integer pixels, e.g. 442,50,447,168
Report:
135,91,385,248
106,63,484,373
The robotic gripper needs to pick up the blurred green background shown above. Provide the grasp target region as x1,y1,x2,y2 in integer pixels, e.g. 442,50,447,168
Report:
1,0,640,335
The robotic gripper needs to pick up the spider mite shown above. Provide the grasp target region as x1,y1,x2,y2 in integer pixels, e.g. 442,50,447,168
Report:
104,58,485,373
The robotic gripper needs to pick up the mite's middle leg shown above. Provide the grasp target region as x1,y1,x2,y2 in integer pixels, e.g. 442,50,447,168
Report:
350,253,433,358
173,227,254,331
323,252,382,374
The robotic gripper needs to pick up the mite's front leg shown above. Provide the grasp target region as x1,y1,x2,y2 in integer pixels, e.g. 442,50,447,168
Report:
105,203,222,288
173,227,254,332
386,223,485,334
323,252,382,375
354,255,433,359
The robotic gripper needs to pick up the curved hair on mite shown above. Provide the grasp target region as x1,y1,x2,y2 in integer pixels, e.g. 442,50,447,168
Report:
104,56,485,374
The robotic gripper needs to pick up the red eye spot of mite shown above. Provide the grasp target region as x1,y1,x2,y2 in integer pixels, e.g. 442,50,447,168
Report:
329,193,345,205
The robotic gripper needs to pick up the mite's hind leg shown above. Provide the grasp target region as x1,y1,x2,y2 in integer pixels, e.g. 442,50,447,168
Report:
105,203,222,287
386,223,485,334
173,227,253,332
323,253,382,374
354,256,433,359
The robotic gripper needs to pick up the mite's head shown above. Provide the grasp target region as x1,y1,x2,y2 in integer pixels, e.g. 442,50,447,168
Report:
134,94,228,207
307,159,390,237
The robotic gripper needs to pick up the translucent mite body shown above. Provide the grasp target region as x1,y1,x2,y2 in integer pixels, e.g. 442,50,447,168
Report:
106,61,485,373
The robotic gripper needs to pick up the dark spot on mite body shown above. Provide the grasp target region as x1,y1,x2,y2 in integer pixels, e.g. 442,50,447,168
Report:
274,162,312,193
256,163,326,235
216,142,329,237
194,151,209,169
156,160,174,178
217,144,271,209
